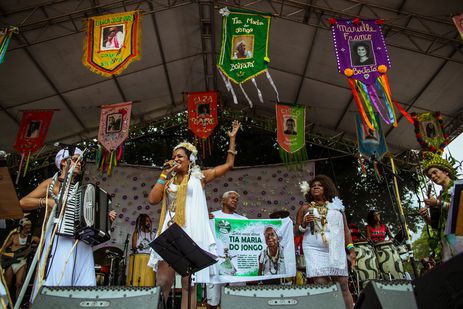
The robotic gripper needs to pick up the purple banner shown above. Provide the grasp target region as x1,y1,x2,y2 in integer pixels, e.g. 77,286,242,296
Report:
330,19,390,85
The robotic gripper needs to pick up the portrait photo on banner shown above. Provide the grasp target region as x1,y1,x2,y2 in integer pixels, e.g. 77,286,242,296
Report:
25,120,41,139
283,116,297,136
360,125,380,145
420,119,442,140
349,40,376,67
101,24,125,50
197,103,210,116
106,113,122,133
231,35,254,60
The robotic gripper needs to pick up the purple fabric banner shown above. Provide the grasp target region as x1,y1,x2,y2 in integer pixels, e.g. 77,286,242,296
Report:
331,19,390,85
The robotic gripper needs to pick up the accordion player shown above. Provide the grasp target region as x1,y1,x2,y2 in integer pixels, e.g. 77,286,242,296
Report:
56,183,112,246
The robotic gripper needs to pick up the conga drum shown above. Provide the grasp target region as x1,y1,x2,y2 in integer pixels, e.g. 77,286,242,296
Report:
374,240,404,280
126,253,156,286
352,241,380,287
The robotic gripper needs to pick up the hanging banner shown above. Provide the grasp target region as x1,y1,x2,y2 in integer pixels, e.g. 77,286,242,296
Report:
217,7,279,106
210,217,295,283
452,13,463,40
14,110,54,154
0,27,16,64
276,103,305,154
411,112,449,154
98,102,132,152
355,113,388,159
330,18,411,131
188,91,218,139
83,11,142,78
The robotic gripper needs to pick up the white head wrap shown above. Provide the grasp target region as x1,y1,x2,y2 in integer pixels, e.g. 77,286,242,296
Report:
55,147,83,169
173,142,198,164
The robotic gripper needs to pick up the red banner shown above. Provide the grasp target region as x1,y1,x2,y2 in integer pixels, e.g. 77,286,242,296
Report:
14,110,54,154
98,102,132,152
188,91,218,139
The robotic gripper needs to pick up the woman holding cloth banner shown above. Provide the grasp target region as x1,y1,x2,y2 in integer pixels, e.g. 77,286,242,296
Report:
148,120,240,309
295,175,356,309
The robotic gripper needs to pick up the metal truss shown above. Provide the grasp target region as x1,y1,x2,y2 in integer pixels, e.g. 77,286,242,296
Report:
198,0,218,90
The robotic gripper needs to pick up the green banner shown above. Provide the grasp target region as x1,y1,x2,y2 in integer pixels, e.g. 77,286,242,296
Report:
217,8,271,84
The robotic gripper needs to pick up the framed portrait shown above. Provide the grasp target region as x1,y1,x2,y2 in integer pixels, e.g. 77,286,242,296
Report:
283,117,297,136
106,113,123,133
231,35,254,60
101,24,125,51
25,120,42,139
349,40,376,67
197,103,210,116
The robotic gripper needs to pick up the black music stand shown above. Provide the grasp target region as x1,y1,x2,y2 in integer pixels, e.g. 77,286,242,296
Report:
150,223,217,309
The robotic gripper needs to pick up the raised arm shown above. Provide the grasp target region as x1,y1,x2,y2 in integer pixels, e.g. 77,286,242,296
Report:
203,120,240,184
19,178,54,211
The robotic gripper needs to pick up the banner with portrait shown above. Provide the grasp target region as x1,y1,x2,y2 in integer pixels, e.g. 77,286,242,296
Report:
210,217,295,283
217,7,279,107
276,103,305,154
14,110,55,180
330,18,411,131
83,11,142,78
97,102,132,174
452,13,463,40
188,91,218,139
411,112,449,154
355,113,387,160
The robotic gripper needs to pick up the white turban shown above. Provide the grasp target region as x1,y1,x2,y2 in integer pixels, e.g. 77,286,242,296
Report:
55,147,83,169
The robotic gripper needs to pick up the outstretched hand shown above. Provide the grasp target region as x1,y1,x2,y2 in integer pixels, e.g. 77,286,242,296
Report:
227,120,240,138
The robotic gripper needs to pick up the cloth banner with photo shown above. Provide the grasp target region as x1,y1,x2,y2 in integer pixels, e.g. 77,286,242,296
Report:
276,103,307,164
217,7,279,107
355,113,388,160
330,18,412,131
210,217,295,283
452,13,463,40
83,11,142,78
188,91,219,158
411,112,449,154
0,27,16,64
96,102,132,174
14,110,54,180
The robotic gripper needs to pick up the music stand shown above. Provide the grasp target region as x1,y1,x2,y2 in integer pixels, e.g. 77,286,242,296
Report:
150,223,217,309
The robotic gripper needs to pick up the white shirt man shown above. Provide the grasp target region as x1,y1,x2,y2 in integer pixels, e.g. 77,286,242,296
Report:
207,191,246,309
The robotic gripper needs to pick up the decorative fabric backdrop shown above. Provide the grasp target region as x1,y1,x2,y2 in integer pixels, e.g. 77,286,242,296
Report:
86,161,315,252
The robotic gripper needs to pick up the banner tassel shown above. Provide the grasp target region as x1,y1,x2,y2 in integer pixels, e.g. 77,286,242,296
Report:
348,78,375,131
239,83,253,108
15,153,25,184
251,78,264,103
266,71,280,102
23,151,31,177
218,70,238,104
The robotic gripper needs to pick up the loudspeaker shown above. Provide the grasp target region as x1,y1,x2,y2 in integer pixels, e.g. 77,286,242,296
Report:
413,253,463,309
354,280,417,309
31,286,160,309
221,283,345,309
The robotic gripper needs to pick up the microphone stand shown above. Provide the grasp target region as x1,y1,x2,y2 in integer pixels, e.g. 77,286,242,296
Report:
120,233,130,285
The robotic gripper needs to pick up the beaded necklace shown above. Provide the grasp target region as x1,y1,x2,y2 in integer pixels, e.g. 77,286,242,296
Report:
310,200,329,246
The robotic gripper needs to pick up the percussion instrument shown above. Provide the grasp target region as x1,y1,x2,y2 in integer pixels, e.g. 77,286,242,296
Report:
126,253,156,286
296,253,306,271
352,241,380,286
374,240,405,280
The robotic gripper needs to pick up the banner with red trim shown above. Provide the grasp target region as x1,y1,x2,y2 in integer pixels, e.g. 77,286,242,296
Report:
83,11,142,78
276,103,305,154
188,91,218,139
411,112,449,154
14,110,54,154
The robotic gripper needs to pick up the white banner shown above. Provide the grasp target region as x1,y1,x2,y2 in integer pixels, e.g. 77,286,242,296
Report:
210,217,295,283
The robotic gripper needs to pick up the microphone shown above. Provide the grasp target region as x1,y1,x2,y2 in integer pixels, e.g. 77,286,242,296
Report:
309,208,315,235
426,183,432,199
161,161,176,170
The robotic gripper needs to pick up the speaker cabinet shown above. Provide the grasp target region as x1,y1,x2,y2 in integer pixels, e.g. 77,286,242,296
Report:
354,280,417,309
413,253,463,309
221,283,345,309
31,286,160,309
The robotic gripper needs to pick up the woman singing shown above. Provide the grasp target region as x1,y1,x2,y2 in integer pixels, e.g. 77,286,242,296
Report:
148,120,240,309
295,175,356,309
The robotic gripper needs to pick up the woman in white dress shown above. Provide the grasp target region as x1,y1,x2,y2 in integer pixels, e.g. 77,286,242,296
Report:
295,175,356,309
148,120,240,309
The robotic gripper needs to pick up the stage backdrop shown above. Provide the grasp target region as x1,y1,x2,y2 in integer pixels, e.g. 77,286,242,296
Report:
86,161,315,252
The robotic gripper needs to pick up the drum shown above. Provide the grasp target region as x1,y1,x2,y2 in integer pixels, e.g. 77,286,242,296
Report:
352,241,380,285
126,253,156,286
374,240,404,280
296,254,306,271
95,272,106,286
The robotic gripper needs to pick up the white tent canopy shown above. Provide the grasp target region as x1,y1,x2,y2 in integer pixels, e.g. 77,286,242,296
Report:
1,0,462,156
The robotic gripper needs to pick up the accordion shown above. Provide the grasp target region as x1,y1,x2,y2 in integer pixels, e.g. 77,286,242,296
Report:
56,183,112,246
